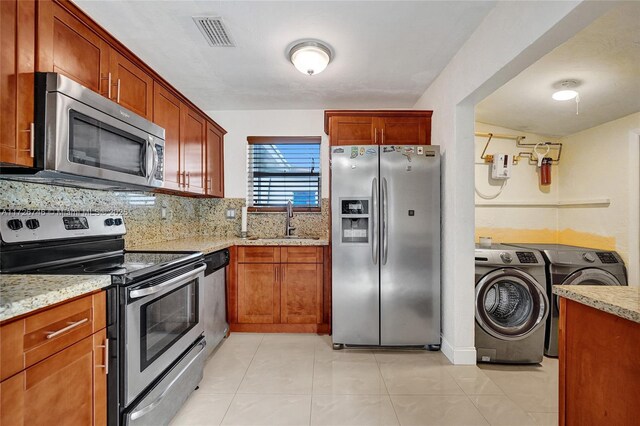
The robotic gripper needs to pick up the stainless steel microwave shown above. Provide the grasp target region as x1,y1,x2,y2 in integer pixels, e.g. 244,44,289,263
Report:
1,73,165,191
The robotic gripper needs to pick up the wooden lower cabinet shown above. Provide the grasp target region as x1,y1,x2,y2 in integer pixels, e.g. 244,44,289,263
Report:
558,298,640,426
0,292,107,426
237,263,280,324
281,263,323,324
230,246,328,333
0,327,107,426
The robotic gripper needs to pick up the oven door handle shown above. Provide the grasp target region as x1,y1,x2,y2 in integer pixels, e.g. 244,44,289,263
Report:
129,339,206,421
128,264,206,299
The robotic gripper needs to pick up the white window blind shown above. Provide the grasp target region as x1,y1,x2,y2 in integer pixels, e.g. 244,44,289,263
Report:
247,137,321,209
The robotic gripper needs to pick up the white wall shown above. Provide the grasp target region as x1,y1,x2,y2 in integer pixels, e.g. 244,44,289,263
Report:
475,122,561,242
413,1,614,364
558,112,640,286
206,110,329,199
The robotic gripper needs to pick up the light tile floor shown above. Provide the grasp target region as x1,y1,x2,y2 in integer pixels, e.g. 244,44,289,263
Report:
170,333,558,426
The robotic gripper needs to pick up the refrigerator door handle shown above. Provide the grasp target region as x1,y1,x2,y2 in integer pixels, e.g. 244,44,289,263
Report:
381,177,389,265
371,177,378,265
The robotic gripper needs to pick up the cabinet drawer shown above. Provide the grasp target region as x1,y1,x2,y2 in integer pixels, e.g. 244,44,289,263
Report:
281,247,323,263
238,247,280,263
0,291,106,381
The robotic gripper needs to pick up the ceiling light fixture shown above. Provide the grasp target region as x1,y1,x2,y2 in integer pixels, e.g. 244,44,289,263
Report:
552,79,581,115
288,40,332,76
552,80,579,101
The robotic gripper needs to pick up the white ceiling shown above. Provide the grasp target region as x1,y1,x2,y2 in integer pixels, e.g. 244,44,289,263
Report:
73,0,495,110
476,3,640,138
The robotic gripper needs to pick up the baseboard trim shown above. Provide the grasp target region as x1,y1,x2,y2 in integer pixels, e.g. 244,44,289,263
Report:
441,336,477,365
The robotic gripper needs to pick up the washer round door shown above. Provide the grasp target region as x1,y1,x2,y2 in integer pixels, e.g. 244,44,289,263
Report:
475,268,549,341
562,268,622,286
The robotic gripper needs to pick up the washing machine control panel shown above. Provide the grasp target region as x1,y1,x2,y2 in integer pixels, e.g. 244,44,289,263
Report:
516,252,539,264
500,252,513,263
596,252,619,264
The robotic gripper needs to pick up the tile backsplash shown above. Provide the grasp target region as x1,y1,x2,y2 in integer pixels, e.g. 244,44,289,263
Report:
0,181,329,247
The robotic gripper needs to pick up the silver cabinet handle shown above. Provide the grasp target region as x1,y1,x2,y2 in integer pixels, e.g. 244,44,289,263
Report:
19,123,35,158
186,171,190,188
116,78,121,103
181,171,187,187
108,73,112,99
381,177,389,265
45,318,89,339
381,128,385,145
374,128,378,144
96,338,109,375
29,122,34,158
129,264,205,299
130,340,206,421
371,177,378,265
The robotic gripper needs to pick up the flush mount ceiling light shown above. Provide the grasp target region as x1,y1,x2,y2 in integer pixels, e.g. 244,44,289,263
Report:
552,80,580,101
288,40,332,76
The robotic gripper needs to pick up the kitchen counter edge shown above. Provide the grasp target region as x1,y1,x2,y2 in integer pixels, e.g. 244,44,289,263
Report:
130,236,329,255
0,275,111,323
552,285,640,324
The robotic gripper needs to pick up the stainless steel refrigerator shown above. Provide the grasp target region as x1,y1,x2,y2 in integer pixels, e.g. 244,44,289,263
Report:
331,145,440,348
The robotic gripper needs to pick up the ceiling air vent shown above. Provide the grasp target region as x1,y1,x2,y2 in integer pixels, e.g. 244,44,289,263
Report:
193,16,235,47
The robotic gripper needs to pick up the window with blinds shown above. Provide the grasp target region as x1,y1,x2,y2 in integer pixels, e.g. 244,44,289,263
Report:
247,137,321,210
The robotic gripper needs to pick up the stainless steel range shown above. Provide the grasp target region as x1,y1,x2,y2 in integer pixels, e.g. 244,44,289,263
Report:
0,211,206,426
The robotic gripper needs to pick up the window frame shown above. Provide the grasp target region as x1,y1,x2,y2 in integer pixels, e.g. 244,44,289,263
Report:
247,136,322,213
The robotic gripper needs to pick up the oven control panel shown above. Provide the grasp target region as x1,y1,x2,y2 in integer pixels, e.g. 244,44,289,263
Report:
0,212,126,244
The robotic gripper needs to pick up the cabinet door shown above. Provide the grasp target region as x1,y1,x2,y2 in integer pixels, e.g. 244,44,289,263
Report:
205,121,224,197
329,115,376,146
0,332,106,426
153,83,182,191
110,49,153,119
378,116,430,145
37,2,110,96
180,104,205,195
237,263,280,324
281,263,322,324
0,0,35,167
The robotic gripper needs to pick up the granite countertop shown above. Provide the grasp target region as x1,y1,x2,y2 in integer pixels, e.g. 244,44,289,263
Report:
0,275,112,322
553,285,640,323
131,235,329,254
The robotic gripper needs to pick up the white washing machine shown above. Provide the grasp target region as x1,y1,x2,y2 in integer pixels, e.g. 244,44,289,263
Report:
505,243,628,357
475,244,549,364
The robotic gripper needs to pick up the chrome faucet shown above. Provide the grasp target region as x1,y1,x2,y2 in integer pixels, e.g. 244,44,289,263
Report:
285,200,296,237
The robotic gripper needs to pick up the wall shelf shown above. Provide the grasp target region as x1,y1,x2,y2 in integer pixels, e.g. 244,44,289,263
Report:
475,199,611,208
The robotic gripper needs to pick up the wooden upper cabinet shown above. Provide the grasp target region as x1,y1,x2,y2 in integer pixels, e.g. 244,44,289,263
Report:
329,115,376,145
281,263,323,324
237,263,280,324
0,0,35,167
325,110,432,146
205,121,225,197
37,1,110,96
377,115,430,145
109,49,153,119
153,83,182,191
180,104,205,195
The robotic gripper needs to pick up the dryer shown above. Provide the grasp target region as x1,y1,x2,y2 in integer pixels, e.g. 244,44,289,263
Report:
475,244,549,364
505,243,628,357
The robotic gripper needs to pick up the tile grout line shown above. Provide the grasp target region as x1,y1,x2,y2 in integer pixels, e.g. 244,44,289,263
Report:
218,334,265,425
374,350,402,426
308,339,318,426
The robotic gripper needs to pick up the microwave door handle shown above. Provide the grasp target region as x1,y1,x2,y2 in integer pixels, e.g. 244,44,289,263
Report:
129,339,206,421
129,264,206,299
149,140,158,178
146,139,153,178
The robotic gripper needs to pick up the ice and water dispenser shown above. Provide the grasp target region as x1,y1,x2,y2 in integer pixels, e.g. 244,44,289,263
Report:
340,199,369,243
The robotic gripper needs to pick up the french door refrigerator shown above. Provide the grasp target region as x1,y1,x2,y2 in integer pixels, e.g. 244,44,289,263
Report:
331,145,440,348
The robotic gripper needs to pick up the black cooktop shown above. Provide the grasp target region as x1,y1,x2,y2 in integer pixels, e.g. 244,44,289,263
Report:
31,250,203,285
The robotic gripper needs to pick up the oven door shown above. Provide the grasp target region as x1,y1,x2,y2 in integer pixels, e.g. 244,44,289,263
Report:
45,90,163,188
124,263,205,405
